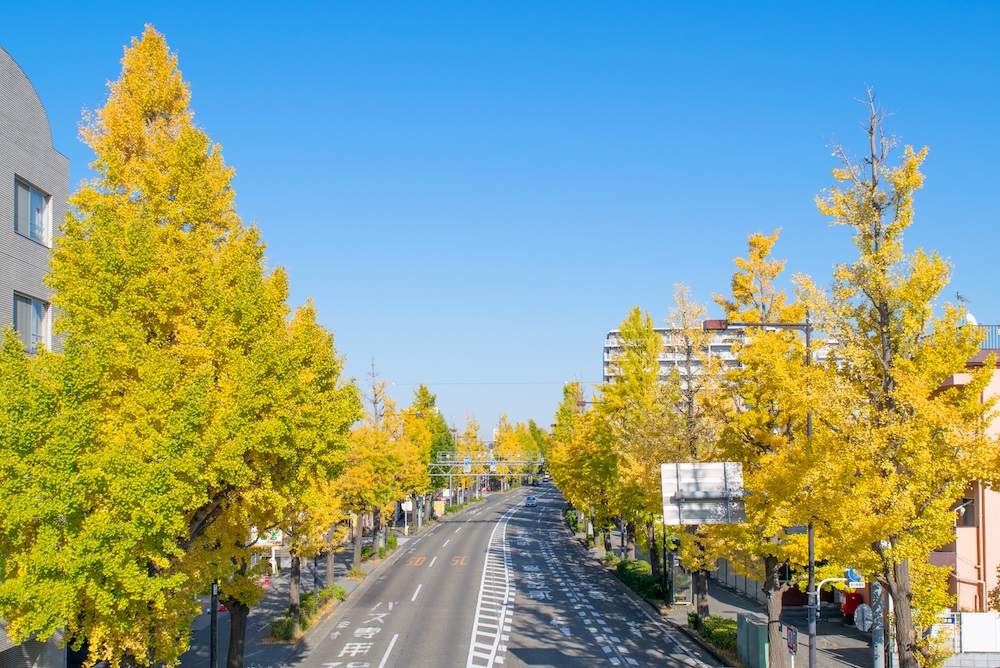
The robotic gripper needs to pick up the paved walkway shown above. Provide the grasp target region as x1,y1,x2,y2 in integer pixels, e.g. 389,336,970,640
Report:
661,579,872,667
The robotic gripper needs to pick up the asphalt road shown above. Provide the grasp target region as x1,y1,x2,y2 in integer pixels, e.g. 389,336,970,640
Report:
293,486,712,668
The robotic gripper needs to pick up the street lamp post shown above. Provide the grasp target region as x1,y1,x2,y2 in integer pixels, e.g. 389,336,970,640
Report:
704,315,816,668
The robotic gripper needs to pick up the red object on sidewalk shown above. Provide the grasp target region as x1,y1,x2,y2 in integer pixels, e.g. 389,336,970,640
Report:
840,592,862,616
220,604,227,612
263,577,270,587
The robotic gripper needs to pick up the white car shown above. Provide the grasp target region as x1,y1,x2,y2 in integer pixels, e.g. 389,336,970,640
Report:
525,496,537,507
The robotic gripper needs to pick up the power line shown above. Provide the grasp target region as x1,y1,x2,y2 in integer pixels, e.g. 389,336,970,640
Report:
389,381,599,387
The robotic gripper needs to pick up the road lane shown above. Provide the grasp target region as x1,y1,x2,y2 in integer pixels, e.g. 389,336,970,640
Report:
295,491,518,668
294,487,712,667
499,489,711,668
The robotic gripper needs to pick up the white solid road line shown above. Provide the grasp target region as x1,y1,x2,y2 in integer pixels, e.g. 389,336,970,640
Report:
377,633,399,668
429,556,437,568
411,584,422,602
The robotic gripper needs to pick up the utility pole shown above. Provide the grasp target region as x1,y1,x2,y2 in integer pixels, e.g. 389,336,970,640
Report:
210,579,218,668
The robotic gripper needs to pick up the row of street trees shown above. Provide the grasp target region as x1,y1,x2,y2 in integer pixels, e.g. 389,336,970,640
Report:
0,26,365,668
549,92,1000,668
0,26,513,668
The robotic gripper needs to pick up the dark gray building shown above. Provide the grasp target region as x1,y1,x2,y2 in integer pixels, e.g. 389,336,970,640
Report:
0,44,69,668
1,44,68,354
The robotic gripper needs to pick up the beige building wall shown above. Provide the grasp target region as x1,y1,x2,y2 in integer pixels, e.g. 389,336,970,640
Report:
932,355,1000,612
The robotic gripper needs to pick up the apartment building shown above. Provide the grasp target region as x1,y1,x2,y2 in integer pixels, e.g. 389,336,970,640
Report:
602,326,741,384
0,44,69,668
1,45,68,354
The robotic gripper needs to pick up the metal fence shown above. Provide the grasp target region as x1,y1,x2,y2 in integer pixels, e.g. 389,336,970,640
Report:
980,324,1000,349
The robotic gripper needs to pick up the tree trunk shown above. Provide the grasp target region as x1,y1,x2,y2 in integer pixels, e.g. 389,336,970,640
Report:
372,507,382,560
120,653,148,668
694,569,710,629
603,527,613,553
223,597,250,668
763,554,788,668
353,513,363,569
625,521,636,560
888,558,922,668
648,522,661,580
326,523,338,586
289,551,301,619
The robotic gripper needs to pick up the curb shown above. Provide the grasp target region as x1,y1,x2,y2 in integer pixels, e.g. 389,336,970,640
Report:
663,616,732,667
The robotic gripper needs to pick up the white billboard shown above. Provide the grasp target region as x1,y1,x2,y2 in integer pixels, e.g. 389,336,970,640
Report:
661,462,746,525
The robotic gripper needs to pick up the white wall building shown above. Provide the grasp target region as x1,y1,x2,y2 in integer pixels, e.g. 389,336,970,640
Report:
602,326,742,384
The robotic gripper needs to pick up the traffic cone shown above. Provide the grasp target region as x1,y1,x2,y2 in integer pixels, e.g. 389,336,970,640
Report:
264,577,270,586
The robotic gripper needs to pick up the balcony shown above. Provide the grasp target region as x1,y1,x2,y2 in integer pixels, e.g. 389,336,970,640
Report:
979,324,1000,349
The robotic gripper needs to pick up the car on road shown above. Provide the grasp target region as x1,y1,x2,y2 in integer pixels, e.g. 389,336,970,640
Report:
525,496,537,507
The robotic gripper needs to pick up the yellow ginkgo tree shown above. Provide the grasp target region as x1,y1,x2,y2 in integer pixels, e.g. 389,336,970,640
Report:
812,91,995,668
593,306,678,564
0,26,359,668
704,229,836,667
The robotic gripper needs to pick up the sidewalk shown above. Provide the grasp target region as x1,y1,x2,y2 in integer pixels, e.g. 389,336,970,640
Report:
586,530,871,667
178,526,419,667
660,580,872,667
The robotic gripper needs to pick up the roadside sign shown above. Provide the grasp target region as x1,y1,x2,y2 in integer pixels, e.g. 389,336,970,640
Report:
847,581,865,589
786,625,798,654
661,462,746,525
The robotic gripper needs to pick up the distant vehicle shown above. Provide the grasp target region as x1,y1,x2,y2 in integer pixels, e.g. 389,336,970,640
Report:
525,496,537,507
542,474,550,482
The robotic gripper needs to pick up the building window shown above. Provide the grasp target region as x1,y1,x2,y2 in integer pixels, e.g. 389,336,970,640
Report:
15,178,50,244
956,497,976,527
13,293,48,353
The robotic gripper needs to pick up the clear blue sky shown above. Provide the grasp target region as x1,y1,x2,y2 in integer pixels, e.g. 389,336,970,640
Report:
4,2,998,434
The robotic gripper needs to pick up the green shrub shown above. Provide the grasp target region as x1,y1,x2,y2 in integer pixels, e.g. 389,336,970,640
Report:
318,584,346,605
346,566,367,580
701,615,737,650
270,617,297,641
379,545,386,559
387,535,397,550
603,552,622,566
566,509,578,530
615,559,663,599
300,592,318,622
361,545,373,560
688,611,699,629
585,535,595,548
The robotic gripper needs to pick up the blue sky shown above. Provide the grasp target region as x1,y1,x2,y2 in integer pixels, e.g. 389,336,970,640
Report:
4,2,998,433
